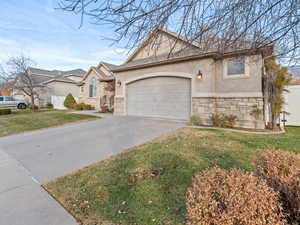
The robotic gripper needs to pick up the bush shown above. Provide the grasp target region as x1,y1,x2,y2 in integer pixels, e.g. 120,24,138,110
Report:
0,108,12,115
210,113,238,128
189,115,202,126
255,149,300,223
100,105,110,113
46,103,53,109
64,93,76,108
224,114,238,128
74,103,84,110
186,168,286,225
72,103,94,111
82,104,93,110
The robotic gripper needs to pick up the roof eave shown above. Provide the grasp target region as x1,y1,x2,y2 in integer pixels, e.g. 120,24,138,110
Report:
112,48,266,73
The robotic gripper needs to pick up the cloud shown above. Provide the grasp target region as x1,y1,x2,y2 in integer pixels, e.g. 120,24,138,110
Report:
0,0,128,70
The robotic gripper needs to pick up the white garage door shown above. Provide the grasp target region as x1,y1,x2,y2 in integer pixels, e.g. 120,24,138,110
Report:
126,76,191,120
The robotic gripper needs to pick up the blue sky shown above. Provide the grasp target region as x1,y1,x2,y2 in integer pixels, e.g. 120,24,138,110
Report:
0,0,128,71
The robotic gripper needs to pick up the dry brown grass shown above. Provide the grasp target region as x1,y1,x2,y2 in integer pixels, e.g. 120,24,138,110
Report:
186,168,286,225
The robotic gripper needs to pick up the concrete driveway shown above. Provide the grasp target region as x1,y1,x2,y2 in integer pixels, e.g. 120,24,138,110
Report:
0,116,183,225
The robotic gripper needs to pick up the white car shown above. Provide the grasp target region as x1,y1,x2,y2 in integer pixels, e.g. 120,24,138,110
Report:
0,96,29,109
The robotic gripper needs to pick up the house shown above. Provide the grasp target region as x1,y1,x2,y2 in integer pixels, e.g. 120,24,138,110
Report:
284,67,300,126
78,62,116,110
0,81,13,96
112,27,273,129
13,67,85,107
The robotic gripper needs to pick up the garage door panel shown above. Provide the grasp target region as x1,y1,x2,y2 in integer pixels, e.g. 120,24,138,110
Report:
126,76,191,120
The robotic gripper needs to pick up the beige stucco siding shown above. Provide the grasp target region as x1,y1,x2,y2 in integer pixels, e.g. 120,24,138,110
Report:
46,81,80,97
115,55,262,98
131,33,194,61
214,55,263,96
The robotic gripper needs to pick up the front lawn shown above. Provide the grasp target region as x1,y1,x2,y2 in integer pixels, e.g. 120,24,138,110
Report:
0,110,98,137
45,127,300,225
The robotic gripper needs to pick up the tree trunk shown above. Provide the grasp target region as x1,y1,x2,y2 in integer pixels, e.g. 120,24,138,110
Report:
30,95,35,111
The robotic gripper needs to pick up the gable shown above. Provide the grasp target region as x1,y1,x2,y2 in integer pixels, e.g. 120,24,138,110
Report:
127,29,198,63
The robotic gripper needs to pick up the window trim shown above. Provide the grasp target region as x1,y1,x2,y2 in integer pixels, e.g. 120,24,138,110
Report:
223,56,250,79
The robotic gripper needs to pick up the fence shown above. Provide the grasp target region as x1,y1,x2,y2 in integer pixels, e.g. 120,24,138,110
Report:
51,95,78,110
284,85,300,126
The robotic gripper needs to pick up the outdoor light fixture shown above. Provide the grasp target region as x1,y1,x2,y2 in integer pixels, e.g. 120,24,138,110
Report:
197,70,203,80
117,80,122,87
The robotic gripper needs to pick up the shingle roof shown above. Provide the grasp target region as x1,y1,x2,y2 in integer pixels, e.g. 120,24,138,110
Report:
100,62,118,70
28,67,86,77
27,67,86,85
93,67,114,81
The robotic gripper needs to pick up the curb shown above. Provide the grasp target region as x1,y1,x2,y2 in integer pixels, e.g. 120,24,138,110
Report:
186,126,286,134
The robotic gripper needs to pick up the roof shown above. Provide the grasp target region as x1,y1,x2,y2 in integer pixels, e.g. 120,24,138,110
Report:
112,47,266,72
28,67,86,77
114,27,270,72
99,62,118,71
80,62,116,85
26,67,86,85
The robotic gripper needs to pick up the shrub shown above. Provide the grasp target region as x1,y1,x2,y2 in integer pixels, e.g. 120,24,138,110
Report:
46,103,53,109
74,103,84,110
0,108,12,115
210,113,238,128
189,115,202,126
82,104,93,110
101,105,110,113
255,149,300,223
186,168,286,225
210,113,225,127
224,114,238,128
64,93,76,108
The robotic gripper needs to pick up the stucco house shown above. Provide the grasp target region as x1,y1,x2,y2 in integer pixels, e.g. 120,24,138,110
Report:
13,67,85,107
112,28,273,129
78,62,116,110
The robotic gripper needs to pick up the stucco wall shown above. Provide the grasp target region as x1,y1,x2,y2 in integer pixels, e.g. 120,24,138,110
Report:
46,81,80,97
115,55,263,99
132,32,192,61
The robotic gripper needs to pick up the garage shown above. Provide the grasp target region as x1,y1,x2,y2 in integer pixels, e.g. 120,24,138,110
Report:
126,76,191,120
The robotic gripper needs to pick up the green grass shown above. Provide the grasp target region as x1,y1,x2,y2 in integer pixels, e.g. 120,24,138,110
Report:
46,127,300,225
0,110,98,137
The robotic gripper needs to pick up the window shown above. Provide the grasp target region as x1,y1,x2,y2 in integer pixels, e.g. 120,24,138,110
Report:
89,77,97,97
0,97,3,101
4,97,14,101
227,57,245,76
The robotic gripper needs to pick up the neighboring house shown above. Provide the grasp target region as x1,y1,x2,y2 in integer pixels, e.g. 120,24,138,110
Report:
0,82,13,96
78,62,116,110
112,27,273,129
284,68,300,126
13,67,85,107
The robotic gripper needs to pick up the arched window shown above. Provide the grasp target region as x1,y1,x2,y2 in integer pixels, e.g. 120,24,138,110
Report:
89,77,97,97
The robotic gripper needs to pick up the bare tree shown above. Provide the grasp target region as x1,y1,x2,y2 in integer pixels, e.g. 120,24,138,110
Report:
0,55,40,110
57,0,300,62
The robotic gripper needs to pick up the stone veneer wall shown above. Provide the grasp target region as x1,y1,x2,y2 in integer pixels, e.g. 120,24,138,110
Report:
114,97,125,115
192,97,265,129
